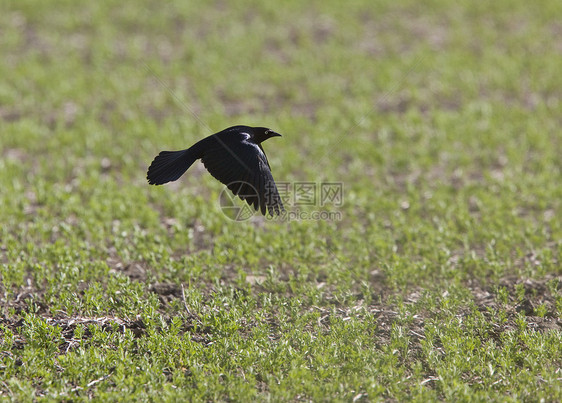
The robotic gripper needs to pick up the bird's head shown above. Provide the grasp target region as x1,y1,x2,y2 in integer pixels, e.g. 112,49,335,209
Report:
251,127,282,144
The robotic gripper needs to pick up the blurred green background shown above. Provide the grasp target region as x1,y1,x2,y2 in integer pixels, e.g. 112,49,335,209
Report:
1,0,561,400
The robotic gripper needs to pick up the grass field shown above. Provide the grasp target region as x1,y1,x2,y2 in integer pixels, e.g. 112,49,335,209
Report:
1,0,562,400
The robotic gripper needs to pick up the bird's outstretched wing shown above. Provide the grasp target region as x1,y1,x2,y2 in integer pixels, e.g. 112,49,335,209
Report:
201,142,284,216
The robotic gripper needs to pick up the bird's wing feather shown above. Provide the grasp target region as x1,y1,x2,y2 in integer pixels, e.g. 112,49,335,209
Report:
201,142,284,216
258,144,271,169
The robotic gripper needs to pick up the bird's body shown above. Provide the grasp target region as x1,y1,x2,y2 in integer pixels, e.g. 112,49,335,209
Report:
147,125,284,216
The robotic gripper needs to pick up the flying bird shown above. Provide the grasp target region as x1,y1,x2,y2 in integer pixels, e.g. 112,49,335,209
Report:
147,125,285,216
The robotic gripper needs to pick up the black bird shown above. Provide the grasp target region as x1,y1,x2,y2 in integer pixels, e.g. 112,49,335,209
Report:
147,125,285,216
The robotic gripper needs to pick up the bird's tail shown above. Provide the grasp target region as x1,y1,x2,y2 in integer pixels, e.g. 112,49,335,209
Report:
146,149,198,185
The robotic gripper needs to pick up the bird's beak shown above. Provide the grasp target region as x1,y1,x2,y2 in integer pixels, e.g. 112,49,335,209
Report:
266,130,282,137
